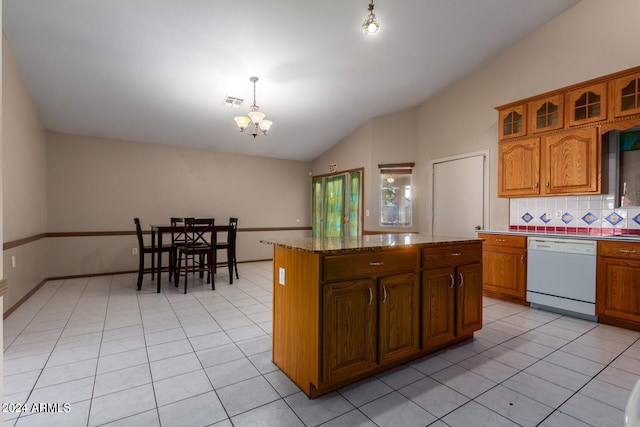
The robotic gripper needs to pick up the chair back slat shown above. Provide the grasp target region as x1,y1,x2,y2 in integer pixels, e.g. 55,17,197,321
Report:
184,218,215,248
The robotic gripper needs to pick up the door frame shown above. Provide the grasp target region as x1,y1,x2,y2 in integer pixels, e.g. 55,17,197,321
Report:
429,150,490,235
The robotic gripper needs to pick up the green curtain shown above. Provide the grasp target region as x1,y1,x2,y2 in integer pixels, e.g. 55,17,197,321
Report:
312,177,323,237
323,175,345,237
348,171,361,236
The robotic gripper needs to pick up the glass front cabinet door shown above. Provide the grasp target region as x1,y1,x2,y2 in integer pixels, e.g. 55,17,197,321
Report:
498,105,527,140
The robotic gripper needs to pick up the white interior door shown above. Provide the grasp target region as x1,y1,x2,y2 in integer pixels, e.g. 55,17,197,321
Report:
432,152,487,238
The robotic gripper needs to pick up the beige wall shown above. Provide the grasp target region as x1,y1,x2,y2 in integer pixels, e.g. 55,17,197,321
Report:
315,0,640,235
46,132,312,277
417,0,640,234
312,107,419,232
2,33,48,310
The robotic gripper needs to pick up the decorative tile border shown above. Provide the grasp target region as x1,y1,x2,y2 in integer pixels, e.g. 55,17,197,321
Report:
509,195,640,231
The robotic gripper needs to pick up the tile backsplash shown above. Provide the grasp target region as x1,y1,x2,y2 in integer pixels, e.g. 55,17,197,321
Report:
509,195,640,235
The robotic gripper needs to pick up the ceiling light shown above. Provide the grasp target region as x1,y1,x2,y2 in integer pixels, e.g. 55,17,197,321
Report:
234,76,273,138
361,0,380,34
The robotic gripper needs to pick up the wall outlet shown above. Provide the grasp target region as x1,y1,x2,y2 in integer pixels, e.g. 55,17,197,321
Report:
555,210,563,219
279,267,286,285
132,247,138,255
11,255,16,268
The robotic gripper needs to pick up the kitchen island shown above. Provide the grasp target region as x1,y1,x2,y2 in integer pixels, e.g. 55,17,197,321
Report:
261,234,483,398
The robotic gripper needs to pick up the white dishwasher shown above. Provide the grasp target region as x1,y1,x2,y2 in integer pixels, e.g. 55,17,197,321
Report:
527,237,597,321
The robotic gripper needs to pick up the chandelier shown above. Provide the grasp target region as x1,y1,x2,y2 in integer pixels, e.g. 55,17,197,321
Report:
234,76,273,138
361,0,380,34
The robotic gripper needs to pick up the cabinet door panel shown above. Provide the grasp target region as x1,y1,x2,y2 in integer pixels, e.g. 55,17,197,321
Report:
498,138,541,197
379,273,420,364
597,258,640,323
323,279,377,384
543,127,600,195
611,72,640,118
567,83,607,126
482,246,526,299
422,268,456,350
456,263,483,336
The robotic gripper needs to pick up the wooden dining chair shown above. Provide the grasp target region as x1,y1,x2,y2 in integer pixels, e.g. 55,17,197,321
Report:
134,218,174,291
174,217,216,294
215,217,239,284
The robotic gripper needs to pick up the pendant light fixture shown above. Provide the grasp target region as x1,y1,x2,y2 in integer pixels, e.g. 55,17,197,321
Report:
234,76,273,138
361,0,380,34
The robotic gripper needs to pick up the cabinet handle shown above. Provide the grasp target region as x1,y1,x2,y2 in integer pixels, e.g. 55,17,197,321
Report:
382,286,388,303
535,181,538,189
521,254,525,264
449,273,455,288
368,287,373,306
619,249,637,254
451,252,461,256
459,272,464,288
369,261,384,266
495,239,506,242
546,180,550,188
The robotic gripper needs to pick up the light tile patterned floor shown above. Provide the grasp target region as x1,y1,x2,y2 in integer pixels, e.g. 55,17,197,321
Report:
3,261,640,426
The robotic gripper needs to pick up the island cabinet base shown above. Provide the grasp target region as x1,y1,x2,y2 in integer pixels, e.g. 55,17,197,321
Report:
270,239,483,399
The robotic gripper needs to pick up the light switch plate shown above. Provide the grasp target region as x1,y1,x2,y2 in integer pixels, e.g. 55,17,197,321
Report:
279,267,285,285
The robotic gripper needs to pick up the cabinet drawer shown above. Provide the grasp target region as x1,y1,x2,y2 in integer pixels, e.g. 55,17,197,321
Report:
598,240,640,260
478,233,527,249
323,249,417,282
422,243,482,269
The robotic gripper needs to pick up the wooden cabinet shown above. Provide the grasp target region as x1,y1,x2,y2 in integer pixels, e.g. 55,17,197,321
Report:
498,128,600,197
498,138,541,197
498,104,527,140
378,272,420,364
543,127,600,195
596,240,640,330
567,82,607,127
322,278,377,384
495,66,640,198
321,270,421,383
271,238,483,398
478,233,527,305
529,94,564,134
498,127,600,197
421,242,482,351
611,71,640,119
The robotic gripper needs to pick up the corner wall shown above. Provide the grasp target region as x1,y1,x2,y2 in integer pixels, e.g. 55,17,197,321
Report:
2,33,48,311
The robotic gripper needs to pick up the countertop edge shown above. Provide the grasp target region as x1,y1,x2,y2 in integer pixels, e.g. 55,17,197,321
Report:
260,235,482,254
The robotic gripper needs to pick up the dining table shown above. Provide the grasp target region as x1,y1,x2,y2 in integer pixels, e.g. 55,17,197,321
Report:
150,224,232,293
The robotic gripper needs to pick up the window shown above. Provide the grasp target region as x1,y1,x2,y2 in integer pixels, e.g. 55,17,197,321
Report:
379,163,413,227
312,169,363,237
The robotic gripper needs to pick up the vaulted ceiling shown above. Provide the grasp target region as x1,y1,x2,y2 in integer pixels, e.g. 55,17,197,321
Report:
3,0,580,161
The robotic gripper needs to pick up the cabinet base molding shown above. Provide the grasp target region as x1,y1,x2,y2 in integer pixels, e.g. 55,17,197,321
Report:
482,289,530,306
598,315,640,333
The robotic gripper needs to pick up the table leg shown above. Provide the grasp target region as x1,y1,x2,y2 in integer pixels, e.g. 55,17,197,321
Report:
157,230,163,293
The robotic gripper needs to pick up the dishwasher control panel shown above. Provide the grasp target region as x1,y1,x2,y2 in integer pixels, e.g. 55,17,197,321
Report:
528,237,596,255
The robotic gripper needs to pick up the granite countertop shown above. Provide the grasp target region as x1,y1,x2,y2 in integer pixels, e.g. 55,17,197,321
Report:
478,229,640,242
260,233,481,254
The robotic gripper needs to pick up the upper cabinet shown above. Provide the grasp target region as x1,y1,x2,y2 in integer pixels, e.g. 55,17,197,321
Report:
611,71,640,119
543,127,600,195
496,66,640,198
567,83,607,127
498,128,600,198
498,105,527,140
529,94,564,134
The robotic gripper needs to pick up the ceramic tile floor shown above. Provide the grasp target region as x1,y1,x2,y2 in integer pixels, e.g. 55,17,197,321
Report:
3,261,640,427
